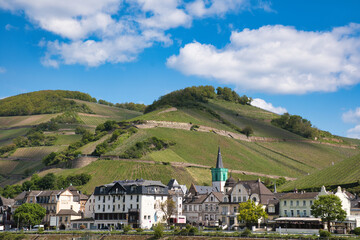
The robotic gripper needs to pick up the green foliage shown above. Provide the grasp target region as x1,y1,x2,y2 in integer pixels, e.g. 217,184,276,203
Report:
241,228,252,237
13,203,46,227
123,224,132,233
0,144,17,156
115,102,146,112
311,195,346,231
271,113,318,139
153,223,164,239
98,99,114,106
75,126,87,135
52,111,84,124
216,87,252,105
19,173,91,192
0,232,25,240
241,125,254,137
238,200,268,227
319,229,331,237
120,137,175,159
145,85,216,113
353,227,360,235
0,185,22,198
190,125,200,131
0,90,95,116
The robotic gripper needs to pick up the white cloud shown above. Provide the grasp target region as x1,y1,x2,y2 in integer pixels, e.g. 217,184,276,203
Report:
346,125,360,139
342,107,360,124
251,98,287,114
167,24,360,94
186,0,247,18
0,66,6,73
0,0,266,67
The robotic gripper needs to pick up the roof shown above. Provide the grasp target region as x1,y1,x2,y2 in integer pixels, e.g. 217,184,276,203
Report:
57,209,81,216
224,177,236,187
279,192,319,200
275,217,322,222
212,192,225,201
71,218,94,222
184,194,208,204
37,190,64,197
167,179,179,188
229,180,275,204
194,185,219,194
80,194,89,200
0,196,14,206
216,147,224,168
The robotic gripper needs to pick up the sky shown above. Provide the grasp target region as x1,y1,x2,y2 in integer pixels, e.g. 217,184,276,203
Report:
0,0,360,138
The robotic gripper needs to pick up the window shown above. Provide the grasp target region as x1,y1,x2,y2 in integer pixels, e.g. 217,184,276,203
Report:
148,215,150,219
98,196,101,201
303,200,306,206
130,204,133,209
205,204,208,211
310,200,313,205
303,210,307,216
136,195,139,202
137,204,139,209
108,196,110,200
243,196,246,202
284,210,287,216
252,197,257,202
284,200,287,206
184,205,187,211
189,205,192,211
65,216,68,222
233,207,237,213
98,205,100,210
233,197,236,202
224,197,227,202
108,205,110,209
239,189,241,193
118,204,120,209
130,195,133,200
238,197,241,202
296,201,299,206
199,205,202,211
123,205,125,211
211,196,214,201
144,215,146,220
290,200,293,206
194,205,197,211
297,210,300,216
59,217,62,222
291,210,294,216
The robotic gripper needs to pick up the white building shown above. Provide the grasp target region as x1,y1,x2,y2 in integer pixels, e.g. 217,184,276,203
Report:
78,179,183,230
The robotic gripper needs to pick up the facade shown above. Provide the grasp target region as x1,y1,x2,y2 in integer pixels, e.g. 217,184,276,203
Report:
85,179,173,229
0,196,14,230
279,191,318,218
13,186,82,228
219,178,276,229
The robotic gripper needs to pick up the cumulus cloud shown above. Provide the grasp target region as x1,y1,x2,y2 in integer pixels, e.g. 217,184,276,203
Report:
0,0,257,67
0,66,6,73
251,98,287,114
342,107,360,139
167,24,360,94
346,125,360,139
342,107,360,124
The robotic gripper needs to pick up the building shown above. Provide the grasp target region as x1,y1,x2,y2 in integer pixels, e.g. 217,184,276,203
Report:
0,196,14,230
218,178,276,229
210,147,228,193
13,186,82,228
83,179,176,230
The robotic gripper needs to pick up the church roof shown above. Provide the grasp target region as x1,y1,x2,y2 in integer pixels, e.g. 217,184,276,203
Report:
216,147,224,168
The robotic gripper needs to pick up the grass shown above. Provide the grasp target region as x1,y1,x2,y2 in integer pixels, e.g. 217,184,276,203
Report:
106,130,149,155
10,159,45,175
73,99,142,119
0,113,60,128
0,127,30,146
53,134,82,145
78,134,111,155
144,149,187,163
0,159,19,175
52,160,198,194
10,146,67,160
279,153,360,191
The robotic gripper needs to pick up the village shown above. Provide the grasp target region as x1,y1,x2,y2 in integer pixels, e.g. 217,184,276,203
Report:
1,147,360,236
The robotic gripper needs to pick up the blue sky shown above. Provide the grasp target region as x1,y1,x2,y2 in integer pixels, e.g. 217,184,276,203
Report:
1,0,360,138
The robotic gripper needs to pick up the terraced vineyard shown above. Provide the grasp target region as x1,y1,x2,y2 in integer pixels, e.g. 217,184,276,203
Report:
0,113,60,128
10,146,67,160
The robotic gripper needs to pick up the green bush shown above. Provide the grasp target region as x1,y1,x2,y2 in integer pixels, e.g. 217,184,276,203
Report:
37,227,44,233
136,228,143,232
241,228,252,237
188,226,198,235
153,223,164,239
123,225,131,233
319,229,331,237
354,227,360,235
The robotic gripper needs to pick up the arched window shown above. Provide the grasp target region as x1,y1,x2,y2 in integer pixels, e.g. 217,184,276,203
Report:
252,197,257,202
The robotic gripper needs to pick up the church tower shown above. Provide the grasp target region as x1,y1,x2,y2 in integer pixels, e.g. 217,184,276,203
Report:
211,147,228,192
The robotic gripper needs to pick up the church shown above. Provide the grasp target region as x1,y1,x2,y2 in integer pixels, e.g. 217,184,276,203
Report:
183,147,276,229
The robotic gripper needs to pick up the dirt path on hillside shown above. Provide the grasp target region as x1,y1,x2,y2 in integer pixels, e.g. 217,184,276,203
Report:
135,120,358,149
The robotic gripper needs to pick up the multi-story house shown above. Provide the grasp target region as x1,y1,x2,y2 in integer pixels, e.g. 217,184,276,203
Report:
13,186,82,228
0,196,14,230
83,179,175,230
218,177,276,229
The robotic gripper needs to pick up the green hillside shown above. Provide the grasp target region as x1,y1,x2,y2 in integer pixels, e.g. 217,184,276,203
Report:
0,86,359,195
279,153,360,191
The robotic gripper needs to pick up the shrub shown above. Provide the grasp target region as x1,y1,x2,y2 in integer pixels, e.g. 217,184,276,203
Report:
123,225,131,233
354,227,360,235
319,229,331,237
136,228,143,232
153,223,164,239
241,228,252,237
188,226,198,235
37,227,44,233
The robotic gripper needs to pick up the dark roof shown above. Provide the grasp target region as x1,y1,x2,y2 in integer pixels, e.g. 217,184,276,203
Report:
71,218,94,222
167,179,179,188
184,194,208,204
280,192,319,200
225,177,236,187
80,194,89,200
194,185,219,194
38,190,63,197
57,209,81,216
212,192,225,201
216,147,224,168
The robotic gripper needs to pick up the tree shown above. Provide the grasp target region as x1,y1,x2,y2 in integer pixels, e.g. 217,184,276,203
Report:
238,200,268,228
311,195,346,232
242,126,254,138
13,203,46,228
158,198,176,226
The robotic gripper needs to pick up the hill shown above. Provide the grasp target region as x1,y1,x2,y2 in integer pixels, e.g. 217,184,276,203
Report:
0,86,359,195
279,153,360,192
